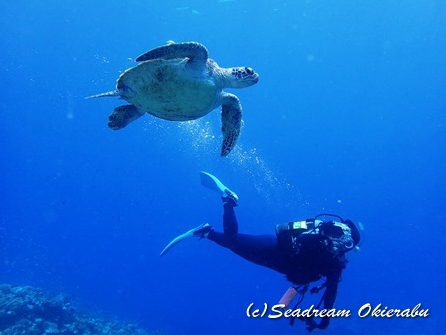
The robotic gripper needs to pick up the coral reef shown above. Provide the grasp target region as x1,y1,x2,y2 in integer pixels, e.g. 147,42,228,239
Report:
0,284,161,335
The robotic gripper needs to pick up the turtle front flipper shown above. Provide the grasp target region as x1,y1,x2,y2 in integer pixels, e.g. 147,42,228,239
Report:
135,42,208,63
108,105,144,130
220,92,242,157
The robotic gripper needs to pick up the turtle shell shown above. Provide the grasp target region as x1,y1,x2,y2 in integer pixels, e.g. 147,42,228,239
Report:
117,58,219,121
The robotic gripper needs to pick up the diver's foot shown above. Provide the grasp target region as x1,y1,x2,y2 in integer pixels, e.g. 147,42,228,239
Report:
225,189,238,202
222,192,238,207
192,223,213,239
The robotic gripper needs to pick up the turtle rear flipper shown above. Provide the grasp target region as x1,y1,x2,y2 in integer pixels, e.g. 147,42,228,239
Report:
220,93,242,157
85,90,120,99
108,105,144,130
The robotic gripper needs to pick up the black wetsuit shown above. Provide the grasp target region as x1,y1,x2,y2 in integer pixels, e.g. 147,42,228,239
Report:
207,200,347,331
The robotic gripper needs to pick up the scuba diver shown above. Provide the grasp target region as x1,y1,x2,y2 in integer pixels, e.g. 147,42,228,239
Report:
161,172,361,332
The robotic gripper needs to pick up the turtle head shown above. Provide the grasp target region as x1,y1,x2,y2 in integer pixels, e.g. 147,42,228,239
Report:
228,67,259,88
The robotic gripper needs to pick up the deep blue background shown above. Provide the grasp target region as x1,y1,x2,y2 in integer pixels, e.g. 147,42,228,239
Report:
1,1,445,334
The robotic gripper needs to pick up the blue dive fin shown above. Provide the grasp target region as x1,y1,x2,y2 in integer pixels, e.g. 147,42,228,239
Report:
199,171,238,201
160,228,196,256
160,223,210,256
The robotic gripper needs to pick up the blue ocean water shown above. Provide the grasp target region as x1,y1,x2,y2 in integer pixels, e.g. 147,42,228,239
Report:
1,0,445,334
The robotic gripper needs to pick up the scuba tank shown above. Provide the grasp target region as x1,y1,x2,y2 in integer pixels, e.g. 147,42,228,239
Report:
276,214,358,255
275,220,314,235
275,219,317,251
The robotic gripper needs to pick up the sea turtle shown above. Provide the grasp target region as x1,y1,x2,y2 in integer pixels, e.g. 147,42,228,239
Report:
87,41,259,157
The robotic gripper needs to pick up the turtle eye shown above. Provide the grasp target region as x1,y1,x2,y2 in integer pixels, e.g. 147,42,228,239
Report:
245,67,254,74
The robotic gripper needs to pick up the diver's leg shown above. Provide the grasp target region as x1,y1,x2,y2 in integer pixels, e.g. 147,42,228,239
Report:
189,197,237,239
207,198,289,274
208,231,289,274
222,196,238,237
